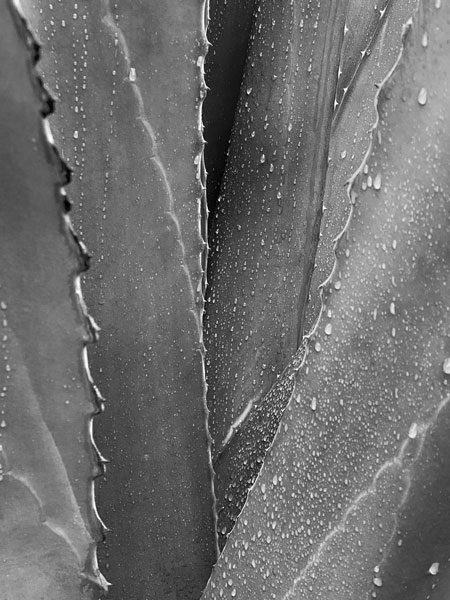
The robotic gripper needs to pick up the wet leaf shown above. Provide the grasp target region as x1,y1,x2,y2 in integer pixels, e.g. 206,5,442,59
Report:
22,1,218,598
202,1,450,597
305,0,419,331
205,0,349,461
203,0,259,216
0,2,105,597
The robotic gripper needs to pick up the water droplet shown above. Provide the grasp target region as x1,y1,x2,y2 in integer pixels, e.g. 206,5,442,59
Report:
324,323,332,336
421,32,428,48
73,130,79,139
0,302,6,310
435,0,441,8
418,87,427,106
259,153,266,164
443,358,450,374
334,280,341,290
429,562,439,575
246,87,253,95
311,397,317,411
340,150,347,159
261,483,266,494
129,67,136,82
373,577,383,587
0,420,6,429
272,474,278,486
389,302,395,315
314,342,321,352
408,423,418,439
373,173,382,190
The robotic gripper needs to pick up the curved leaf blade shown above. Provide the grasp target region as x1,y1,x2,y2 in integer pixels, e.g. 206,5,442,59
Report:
0,2,105,597
22,1,218,597
202,1,450,597
203,0,259,216
205,0,349,459
305,0,418,332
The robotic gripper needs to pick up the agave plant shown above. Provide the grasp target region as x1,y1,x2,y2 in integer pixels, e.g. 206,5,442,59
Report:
2,0,449,598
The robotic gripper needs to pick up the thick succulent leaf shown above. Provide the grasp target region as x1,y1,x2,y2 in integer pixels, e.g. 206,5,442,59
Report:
305,0,418,332
202,1,450,597
203,0,259,216
0,2,105,597
205,0,349,460
214,339,308,549
22,1,217,598
334,0,391,110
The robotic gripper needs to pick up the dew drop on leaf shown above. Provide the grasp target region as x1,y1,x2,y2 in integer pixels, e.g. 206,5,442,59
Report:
373,173,382,190
408,423,418,439
418,87,427,105
428,562,439,575
443,358,450,374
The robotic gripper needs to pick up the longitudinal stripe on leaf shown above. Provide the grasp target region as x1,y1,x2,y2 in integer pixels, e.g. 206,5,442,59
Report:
0,2,106,598
205,0,349,463
305,0,418,332
202,0,450,597
22,1,218,598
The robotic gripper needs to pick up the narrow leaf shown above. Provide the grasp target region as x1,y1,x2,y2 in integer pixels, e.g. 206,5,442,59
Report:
202,1,450,597
22,1,218,598
305,0,418,332
205,0,349,460
203,0,259,215
0,2,105,597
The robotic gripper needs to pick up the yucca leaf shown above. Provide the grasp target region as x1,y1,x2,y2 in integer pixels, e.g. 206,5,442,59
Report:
305,0,418,331
0,2,105,597
22,1,217,598
205,0,349,462
203,0,259,215
202,0,450,597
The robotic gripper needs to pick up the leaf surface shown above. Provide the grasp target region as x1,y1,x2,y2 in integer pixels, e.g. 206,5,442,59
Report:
305,0,418,331
205,0,349,461
0,2,105,597
202,1,450,597
22,1,218,598
203,0,259,216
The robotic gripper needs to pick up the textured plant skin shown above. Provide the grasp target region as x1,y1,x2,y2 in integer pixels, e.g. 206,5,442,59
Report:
334,0,391,110
205,0,349,463
203,0,259,216
202,1,450,597
0,2,106,598
211,1,419,546
22,1,218,598
214,339,308,549
304,0,418,332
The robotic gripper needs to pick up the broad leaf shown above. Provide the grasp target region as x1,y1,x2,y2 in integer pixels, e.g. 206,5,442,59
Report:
22,1,218,598
202,1,450,597
0,2,105,597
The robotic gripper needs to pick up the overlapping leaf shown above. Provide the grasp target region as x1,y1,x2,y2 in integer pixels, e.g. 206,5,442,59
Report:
202,1,450,597
305,0,418,331
203,0,259,215
205,0,349,462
